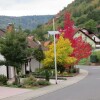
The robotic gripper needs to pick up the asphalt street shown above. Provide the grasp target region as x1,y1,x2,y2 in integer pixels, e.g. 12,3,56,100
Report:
32,65,100,100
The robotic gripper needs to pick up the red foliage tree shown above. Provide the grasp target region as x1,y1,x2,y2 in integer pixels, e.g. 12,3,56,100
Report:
63,12,75,40
71,36,92,64
58,12,92,64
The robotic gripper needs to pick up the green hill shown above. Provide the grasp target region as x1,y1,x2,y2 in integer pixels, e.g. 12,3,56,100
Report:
28,0,100,40
0,15,53,30
56,0,100,32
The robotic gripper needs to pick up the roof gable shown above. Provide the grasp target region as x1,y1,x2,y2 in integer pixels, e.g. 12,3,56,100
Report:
75,28,100,43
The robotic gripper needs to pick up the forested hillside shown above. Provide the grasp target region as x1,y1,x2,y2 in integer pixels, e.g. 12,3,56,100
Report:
32,0,100,41
66,0,100,31
0,15,53,30
56,0,100,32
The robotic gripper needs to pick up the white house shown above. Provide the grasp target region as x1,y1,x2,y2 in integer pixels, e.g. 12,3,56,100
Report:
0,54,41,79
0,24,42,79
74,28,100,50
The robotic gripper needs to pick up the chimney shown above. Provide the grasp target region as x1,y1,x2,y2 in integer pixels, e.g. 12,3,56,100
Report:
6,23,14,33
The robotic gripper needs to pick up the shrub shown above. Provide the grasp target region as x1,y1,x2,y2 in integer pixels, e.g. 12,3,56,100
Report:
0,75,8,85
37,80,50,86
35,68,52,81
90,55,98,63
69,68,76,73
93,51,100,62
22,75,50,87
23,75,37,86
19,74,27,78
69,68,79,73
32,81,39,86
44,70,51,81
57,64,66,74
78,58,90,65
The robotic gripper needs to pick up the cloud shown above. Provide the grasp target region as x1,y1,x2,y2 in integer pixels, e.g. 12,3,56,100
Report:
0,0,74,16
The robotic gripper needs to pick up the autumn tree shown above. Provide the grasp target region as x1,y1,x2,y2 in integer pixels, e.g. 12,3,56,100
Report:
58,12,92,65
71,36,92,64
63,12,75,40
43,36,76,73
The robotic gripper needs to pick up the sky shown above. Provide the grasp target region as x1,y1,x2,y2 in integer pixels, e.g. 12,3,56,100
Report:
0,0,74,16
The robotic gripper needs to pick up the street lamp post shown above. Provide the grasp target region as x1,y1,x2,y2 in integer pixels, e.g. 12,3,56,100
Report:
48,18,60,84
53,18,57,84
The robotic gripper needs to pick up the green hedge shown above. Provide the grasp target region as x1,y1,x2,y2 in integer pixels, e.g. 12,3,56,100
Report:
90,55,98,63
93,51,100,62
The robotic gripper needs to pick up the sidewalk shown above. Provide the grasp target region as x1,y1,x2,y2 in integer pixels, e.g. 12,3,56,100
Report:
0,69,88,100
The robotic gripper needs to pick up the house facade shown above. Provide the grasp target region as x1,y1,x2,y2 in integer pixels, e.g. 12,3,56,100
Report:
0,24,42,79
74,28,100,50
0,54,41,79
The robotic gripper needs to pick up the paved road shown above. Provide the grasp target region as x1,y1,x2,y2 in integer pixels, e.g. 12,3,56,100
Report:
32,65,100,100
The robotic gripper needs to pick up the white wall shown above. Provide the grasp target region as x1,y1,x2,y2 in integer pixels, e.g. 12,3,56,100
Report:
31,58,40,72
74,32,96,48
0,54,7,76
22,58,41,74
0,54,15,78
92,35,100,42
8,66,15,79
0,65,7,76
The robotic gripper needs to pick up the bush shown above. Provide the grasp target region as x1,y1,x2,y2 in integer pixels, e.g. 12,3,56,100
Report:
90,55,98,63
0,75,8,85
37,80,50,86
32,81,39,86
69,68,79,73
34,68,52,82
57,64,66,74
19,74,27,78
69,68,76,73
44,70,51,81
23,75,37,86
93,51,100,62
78,58,90,65
22,75,50,87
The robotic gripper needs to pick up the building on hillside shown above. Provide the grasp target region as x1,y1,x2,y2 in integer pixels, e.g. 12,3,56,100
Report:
74,28,100,50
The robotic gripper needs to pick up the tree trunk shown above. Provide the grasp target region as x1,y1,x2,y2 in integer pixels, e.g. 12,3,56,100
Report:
39,62,40,70
6,66,9,79
25,63,27,74
14,67,20,84
29,61,32,73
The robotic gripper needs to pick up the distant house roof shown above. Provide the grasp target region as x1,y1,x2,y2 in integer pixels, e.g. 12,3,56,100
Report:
0,29,5,37
40,40,52,51
27,35,40,48
44,41,51,47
